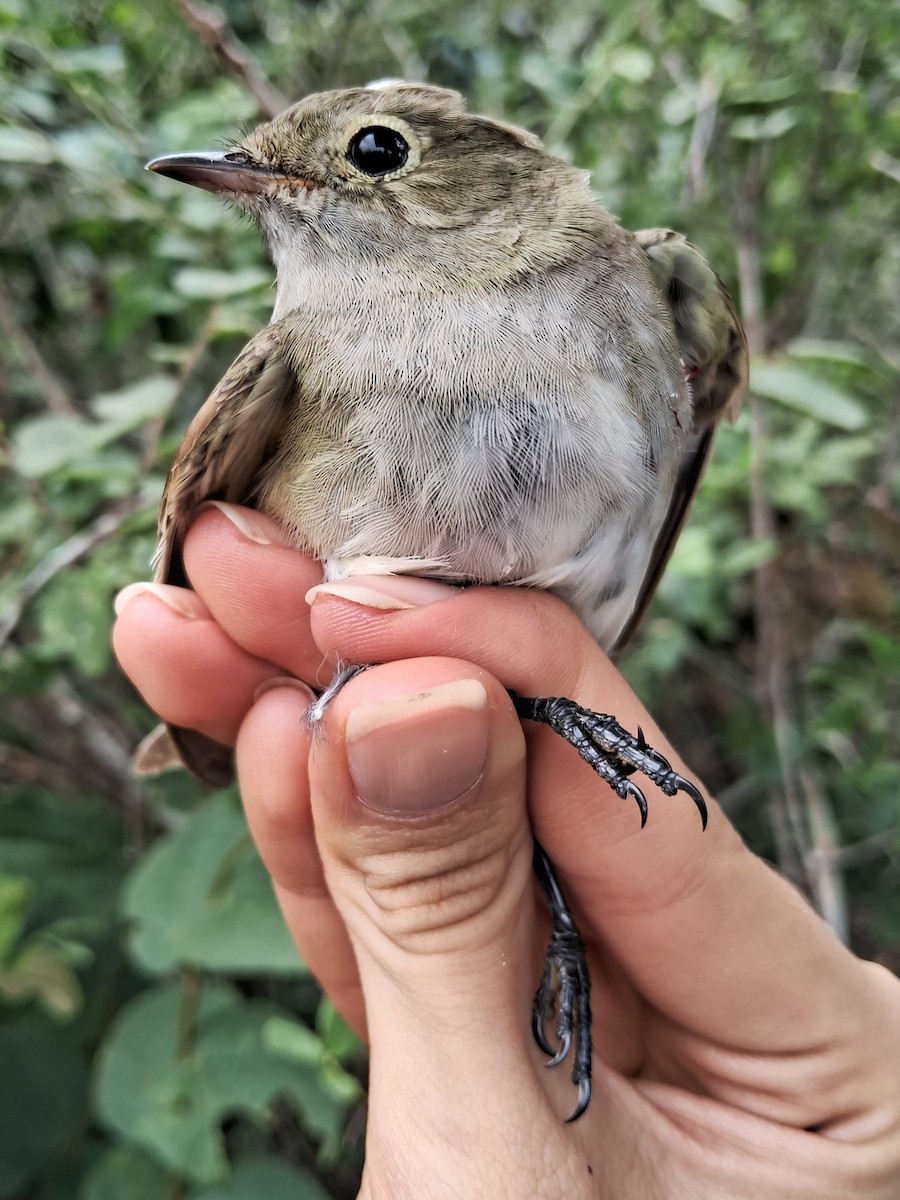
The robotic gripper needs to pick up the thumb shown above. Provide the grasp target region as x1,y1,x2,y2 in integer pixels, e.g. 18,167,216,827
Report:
307,660,564,1190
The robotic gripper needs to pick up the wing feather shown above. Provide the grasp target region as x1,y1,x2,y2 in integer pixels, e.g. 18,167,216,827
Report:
134,322,296,784
615,230,748,652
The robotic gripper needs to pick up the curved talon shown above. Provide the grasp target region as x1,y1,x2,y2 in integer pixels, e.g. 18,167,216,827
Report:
677,775,708,829
623,779,648,827
532,1011,556,1057
565,1077,592,1124
546,1029,571,1068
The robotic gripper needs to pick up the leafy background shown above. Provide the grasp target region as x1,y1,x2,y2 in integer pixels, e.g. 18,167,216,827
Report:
1,0,898,1195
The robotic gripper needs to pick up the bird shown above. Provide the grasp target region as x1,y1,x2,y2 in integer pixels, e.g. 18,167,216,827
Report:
139,81,748,1120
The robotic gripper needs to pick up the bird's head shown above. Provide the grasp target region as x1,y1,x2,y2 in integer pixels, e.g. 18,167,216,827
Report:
146,82,607,296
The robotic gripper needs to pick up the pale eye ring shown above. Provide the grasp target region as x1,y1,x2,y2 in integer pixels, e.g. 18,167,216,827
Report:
346,126,409,176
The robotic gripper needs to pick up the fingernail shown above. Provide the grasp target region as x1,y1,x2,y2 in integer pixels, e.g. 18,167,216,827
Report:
113,582,205,619
253,676,317,705
306,576,457,610
199,500,291,547
346,678,489,814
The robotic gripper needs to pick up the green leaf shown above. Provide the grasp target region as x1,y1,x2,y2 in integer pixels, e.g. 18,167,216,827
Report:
81,1147,171,1200
0,126,56,163
173,266,271,299
665,525,715,577
11,413,107,478
0,939,85,1020
123,792,306,976
0,792,124,927
316,999,360,1061
95,982,348,1185
34,563,116,676
730,108,799,140
47,44,126,75
262,1015,323,1066
0,1026,85,1193
609,46,654,83
751,362,870,430
11,378,176,479
718,537,778,576
95,982,237,1184
0,874,31,961
725,78,800,106
787,338,885,376
195,1155,333,1200
90,375,178,429
695,0,747,22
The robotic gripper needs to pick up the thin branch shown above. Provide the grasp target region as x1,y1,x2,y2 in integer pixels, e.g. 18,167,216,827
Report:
684,75,720,205
801,768,849,941
0,494,147,649
177,0,287,119
735,146,809,883
0,284,77,415
139,303,222,474
821,829,895,871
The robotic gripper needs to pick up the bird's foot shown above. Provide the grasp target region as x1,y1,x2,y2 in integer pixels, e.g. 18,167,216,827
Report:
511,693,707,830
532,842,592,1122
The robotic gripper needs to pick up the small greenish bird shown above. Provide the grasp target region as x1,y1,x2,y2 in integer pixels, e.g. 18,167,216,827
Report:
141,81,747,1120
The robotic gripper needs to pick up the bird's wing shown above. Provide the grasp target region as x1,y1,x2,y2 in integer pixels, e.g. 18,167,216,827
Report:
152,322,294,587
133,322,296,784
613,230,748,652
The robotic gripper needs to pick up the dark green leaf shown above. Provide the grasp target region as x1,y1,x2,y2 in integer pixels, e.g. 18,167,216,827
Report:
751,362,870,430
0,1027,85,1193
123,793,306,976
195,1155,333,1200
95,982,348,1185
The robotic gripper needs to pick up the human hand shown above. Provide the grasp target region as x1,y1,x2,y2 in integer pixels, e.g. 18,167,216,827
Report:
114,502,900,1198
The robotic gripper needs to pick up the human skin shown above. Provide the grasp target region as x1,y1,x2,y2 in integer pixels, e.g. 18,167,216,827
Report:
113,502,900,1199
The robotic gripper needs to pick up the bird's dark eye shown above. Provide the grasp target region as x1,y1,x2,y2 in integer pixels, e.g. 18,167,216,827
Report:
346,126,409,176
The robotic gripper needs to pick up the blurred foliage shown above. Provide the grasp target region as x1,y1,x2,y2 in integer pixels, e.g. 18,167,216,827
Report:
1,0,898,1194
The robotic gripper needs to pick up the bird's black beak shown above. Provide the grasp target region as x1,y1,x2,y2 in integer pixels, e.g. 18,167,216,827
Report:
145,151,275,196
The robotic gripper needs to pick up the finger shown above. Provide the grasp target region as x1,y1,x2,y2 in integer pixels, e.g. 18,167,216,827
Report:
113,583,280,744
235,681,365,1035
304,578,891,1111
179,503,329,685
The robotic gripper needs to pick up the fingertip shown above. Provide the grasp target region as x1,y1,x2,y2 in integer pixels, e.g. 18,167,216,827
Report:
236,680,317,880
113,580,209,621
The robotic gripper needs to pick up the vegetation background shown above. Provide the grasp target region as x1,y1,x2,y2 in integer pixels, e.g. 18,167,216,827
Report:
1,0,898,1194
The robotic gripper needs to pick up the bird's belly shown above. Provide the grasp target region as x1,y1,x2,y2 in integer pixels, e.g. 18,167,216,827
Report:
258,380,671,648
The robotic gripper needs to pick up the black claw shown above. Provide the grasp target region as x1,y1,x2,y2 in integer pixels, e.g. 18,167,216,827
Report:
565,1077,592,1124
624,779,648,827
676,774,708,829
546,1030,571,1068
532,1010,556,1057
636,724,647,750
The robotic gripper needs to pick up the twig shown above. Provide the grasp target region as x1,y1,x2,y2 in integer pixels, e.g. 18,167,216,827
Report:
0,284,77,415
821,829,895,871
177,0,287,119
735,146,809,884
683,74,720,205
139,303,223,474
0,494,147,648
176,966,202,1061
801,768,849,941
